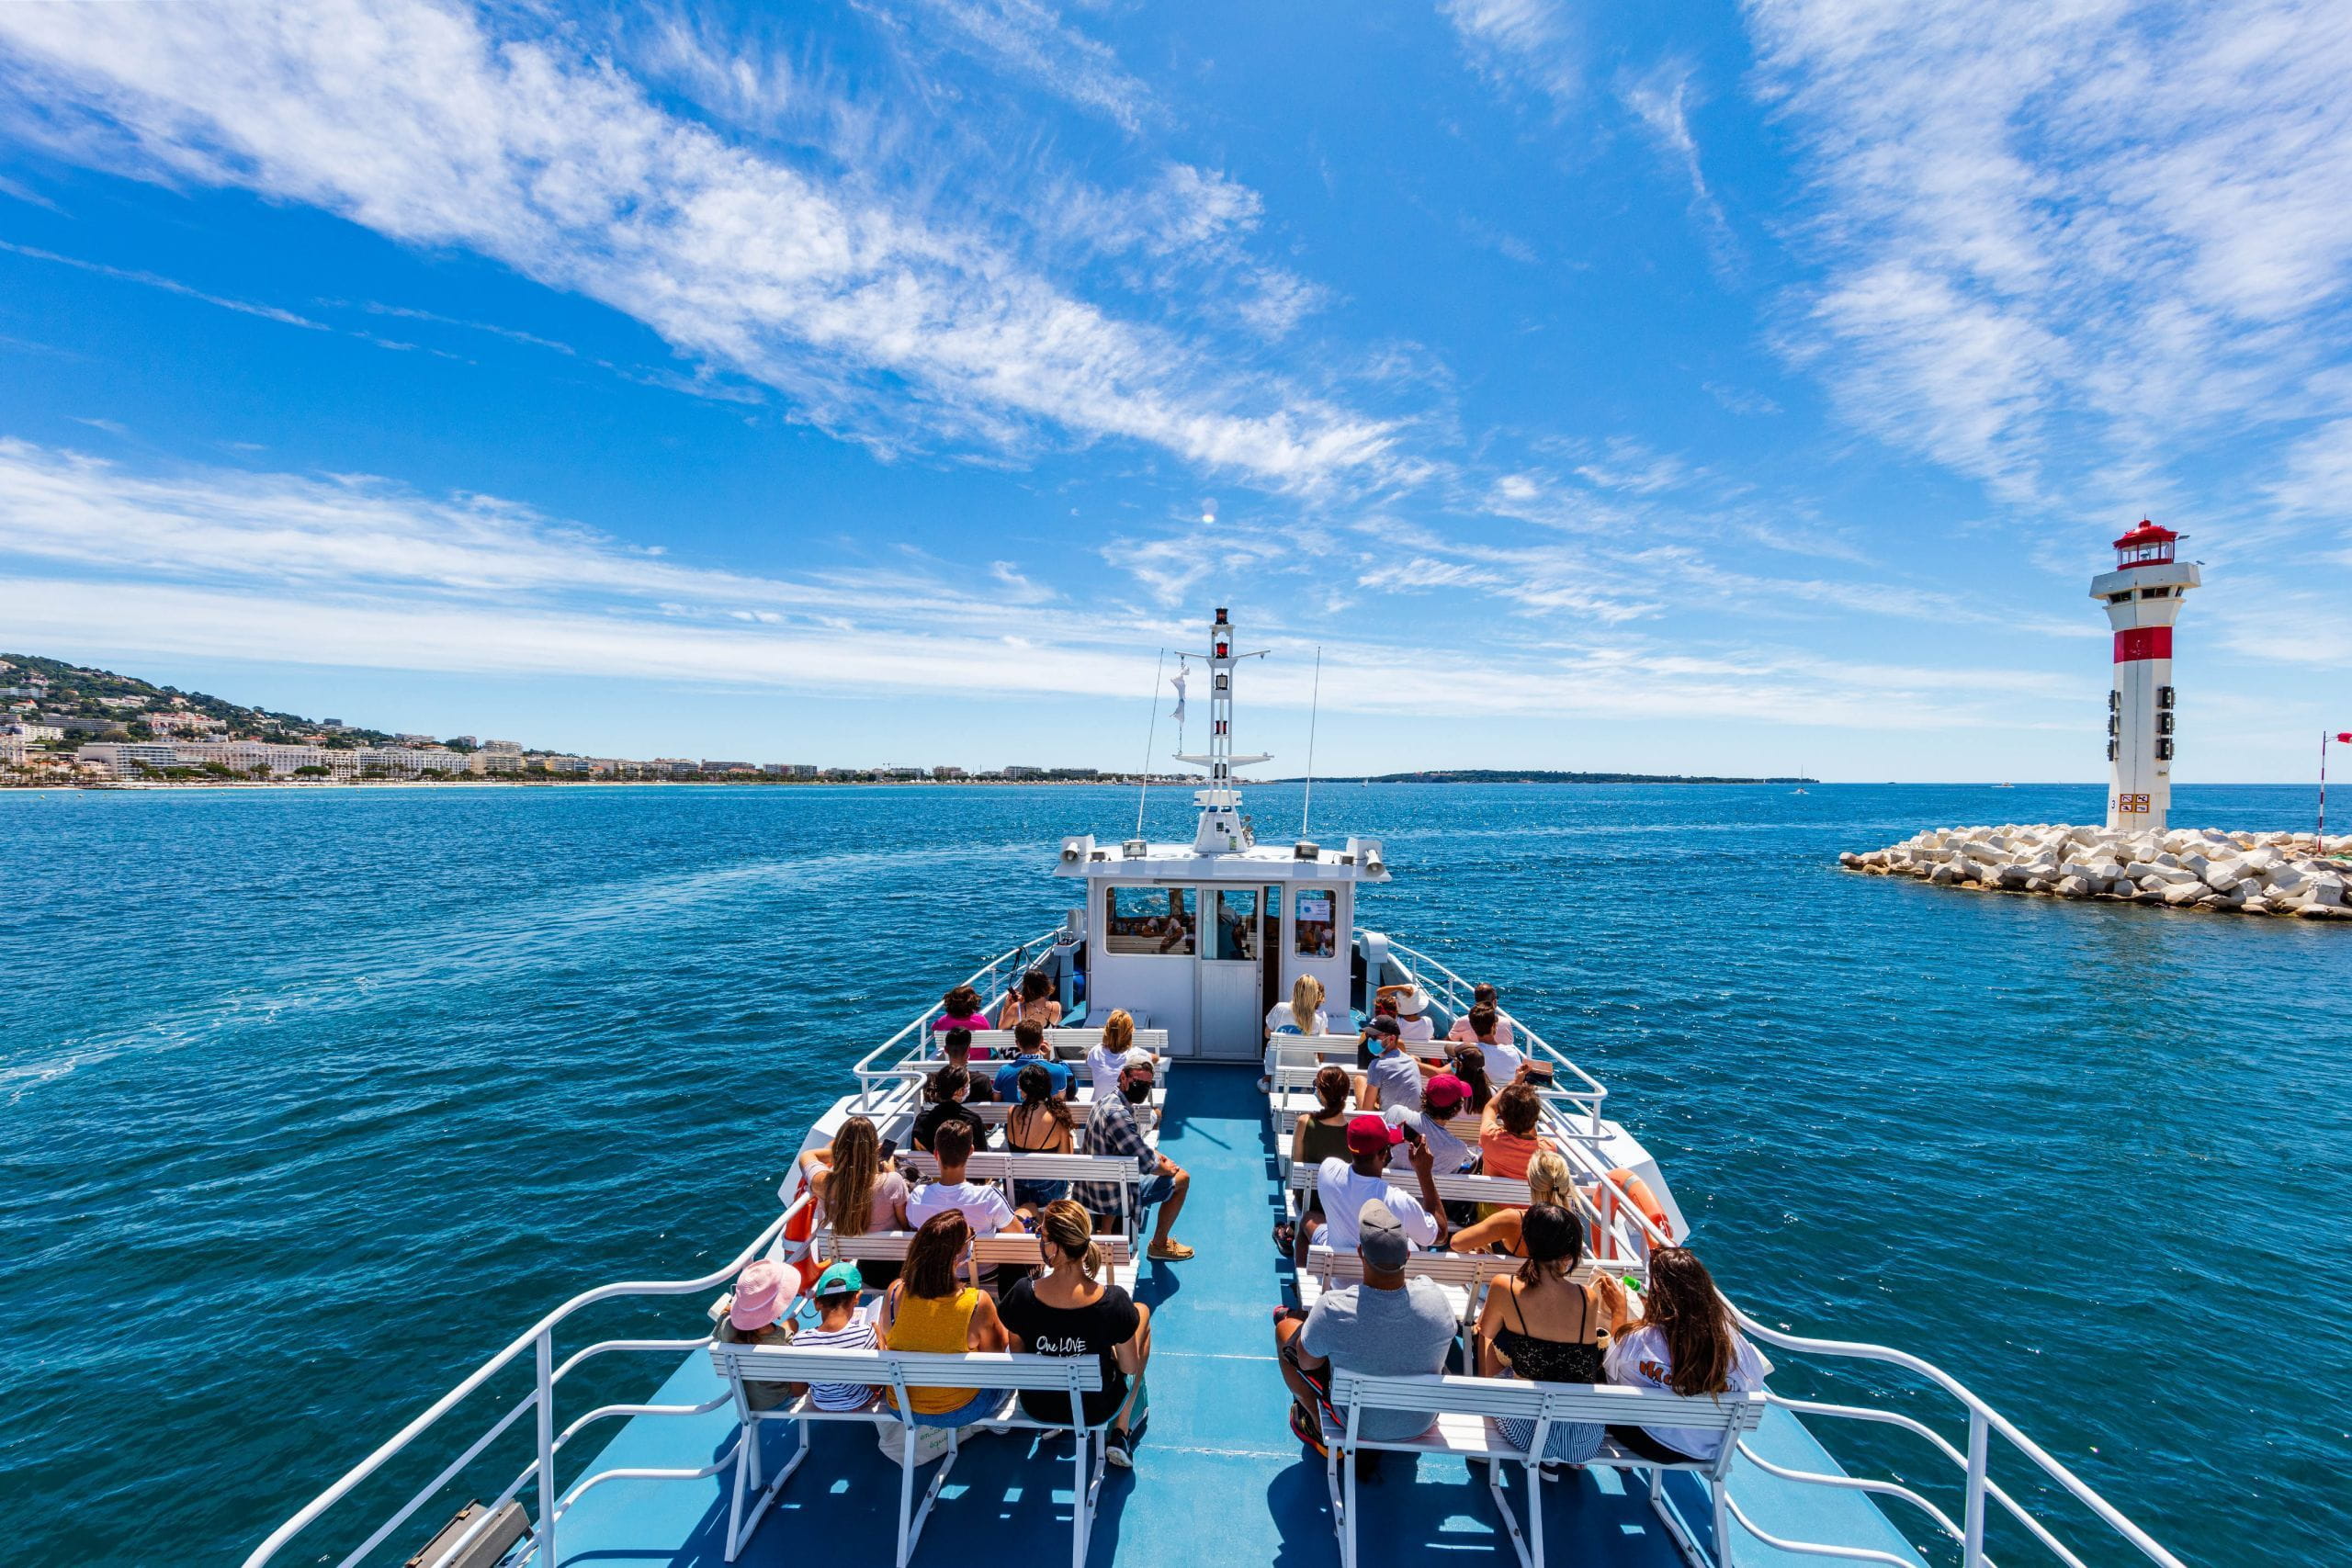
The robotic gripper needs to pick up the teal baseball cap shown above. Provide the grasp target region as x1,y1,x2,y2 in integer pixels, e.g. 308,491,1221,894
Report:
812,1260,864,1296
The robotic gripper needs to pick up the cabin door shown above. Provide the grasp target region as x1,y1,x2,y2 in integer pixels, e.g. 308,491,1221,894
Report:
1195,886,1264,1061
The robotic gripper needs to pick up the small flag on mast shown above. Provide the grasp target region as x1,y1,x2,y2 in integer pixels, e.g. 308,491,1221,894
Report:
1170,670,1188,725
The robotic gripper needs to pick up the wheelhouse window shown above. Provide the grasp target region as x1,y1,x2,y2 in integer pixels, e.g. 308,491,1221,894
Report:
1206,887,1258,961
1105,885,1194,955
1294,888,1337,958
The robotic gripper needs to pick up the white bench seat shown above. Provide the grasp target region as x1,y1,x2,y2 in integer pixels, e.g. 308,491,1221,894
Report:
1318,1371,1764,1568
821,1226,1139,1292
712,1343,1115,1568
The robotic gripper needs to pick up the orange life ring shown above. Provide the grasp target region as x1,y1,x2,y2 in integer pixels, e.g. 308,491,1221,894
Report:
782,1179,820,1290
1596,1167,1672,1258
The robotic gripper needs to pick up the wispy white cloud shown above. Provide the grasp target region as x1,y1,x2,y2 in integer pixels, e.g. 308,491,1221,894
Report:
0,237,326,329
1747,0,2352,507
886,0,1150,132
2265,418,2352,519
1440,0,1578,107
1621,62,1737,275
0,437,2115,732
0,0,1392,488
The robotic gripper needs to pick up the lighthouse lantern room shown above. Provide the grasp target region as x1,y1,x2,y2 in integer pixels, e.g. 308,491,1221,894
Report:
2090,521,2199,831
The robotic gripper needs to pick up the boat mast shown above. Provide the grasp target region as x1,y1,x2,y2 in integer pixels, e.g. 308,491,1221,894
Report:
1171,606,1269,853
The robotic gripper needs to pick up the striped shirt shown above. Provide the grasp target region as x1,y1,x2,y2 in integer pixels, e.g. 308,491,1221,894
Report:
793,1316,879,1410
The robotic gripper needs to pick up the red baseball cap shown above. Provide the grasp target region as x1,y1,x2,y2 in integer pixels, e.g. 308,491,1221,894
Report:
1423,1074,1469,1111
1346,1114,1403,1155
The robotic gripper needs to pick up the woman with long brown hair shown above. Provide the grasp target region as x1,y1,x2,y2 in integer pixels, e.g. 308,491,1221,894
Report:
1474,1204,1607,1462
1006,1060,1076,1213
1598,1247,1770,1464
998,1199,1152,1466
797,1115,910,1285
997,967,1064,1031
1445,1043,1495,1114
876,1210,1009,1426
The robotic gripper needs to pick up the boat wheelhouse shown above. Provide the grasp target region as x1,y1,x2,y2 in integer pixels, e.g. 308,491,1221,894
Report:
241,609,2187,1568
1056,609,1383,1059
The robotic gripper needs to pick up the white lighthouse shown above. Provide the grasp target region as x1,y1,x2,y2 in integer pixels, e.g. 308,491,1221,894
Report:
2090,520,2199,831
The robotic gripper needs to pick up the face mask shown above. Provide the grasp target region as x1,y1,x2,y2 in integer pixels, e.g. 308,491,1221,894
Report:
1122,1078,1153,1104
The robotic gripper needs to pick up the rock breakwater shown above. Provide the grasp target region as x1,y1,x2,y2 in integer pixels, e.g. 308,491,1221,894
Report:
1841,825,2352,919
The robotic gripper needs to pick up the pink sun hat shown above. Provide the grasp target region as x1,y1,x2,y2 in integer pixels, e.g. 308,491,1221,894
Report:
729,1260,787,1331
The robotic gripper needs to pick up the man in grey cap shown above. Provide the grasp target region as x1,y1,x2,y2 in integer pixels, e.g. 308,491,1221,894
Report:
1272,1198,1459,1454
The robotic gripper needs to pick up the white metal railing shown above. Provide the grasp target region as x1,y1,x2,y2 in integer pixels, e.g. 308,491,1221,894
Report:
1373,935,2183,1568
1729,1310,2189,1568
1381,938,1611,1136
243,1201,801,1568
850,923,1066,1111
1381,939,1678,1260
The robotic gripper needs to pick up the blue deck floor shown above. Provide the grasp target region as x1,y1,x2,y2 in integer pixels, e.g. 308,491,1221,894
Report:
553,1066,1925,1568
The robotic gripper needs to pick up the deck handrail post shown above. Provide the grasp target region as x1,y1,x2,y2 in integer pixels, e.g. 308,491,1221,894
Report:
1962,1406,1988,1568
536,1329,558,1568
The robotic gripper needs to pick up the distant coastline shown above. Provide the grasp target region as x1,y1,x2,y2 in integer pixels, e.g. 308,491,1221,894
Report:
1275,769,1812,785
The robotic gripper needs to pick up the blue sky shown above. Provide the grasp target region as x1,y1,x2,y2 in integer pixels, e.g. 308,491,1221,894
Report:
0,0,2345,780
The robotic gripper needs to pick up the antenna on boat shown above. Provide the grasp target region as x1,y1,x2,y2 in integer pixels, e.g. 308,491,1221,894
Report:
1135,647,1166,838
1301,644,1322,838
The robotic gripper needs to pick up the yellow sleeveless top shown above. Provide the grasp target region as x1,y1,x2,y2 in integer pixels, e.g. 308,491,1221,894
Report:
882,1286,980,1413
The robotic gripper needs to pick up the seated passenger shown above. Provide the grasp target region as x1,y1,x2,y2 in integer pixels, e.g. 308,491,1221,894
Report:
1273,1065,1355,1255
940,1029,998,1099
798,1116,910,1286
1479,1078,1555,1182
1086,1010,1153,1100
999,1199,1152,1467
933,983,992,1039
1444,1043,1495,1113
715,1259,795,1410
877,1211,1010,1427
1293,1114,1444,1268
1447,1148,1576,1257
1374,983,1437,1043
1274,1200,1459,1453
786,1260,879,1412
1354,1017,1424,1112
911,1066,992,1154
1260,974,1329,1089
1291,1064,1356,1168
1447,984,1516,1047
1385,1073,1476,1174
1071,1053,1193,1262
1454,1003,1526,1079
1475,1204,1607,1463
998,967,1064,1031
992,1020,1072,1100
1598,1247,1771,1465
906,1119,1023,1237
1005,1061,1077,1214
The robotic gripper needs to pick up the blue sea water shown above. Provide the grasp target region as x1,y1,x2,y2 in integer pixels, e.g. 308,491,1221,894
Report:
1,781,2346,1567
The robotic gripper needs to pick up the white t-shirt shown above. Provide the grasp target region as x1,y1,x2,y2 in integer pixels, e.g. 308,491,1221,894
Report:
1086,1043,1136,1101
1469,1037,1526,1079
1313,1157,1440,1250
1395,1013,1435,1043
1266,1003,1329,1038
1384,1107,1474,1173
1603,1325,1772,1464
906,1179,1017,1235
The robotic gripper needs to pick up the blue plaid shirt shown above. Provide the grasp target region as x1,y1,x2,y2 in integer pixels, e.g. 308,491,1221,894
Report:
1071,1092,1155,1224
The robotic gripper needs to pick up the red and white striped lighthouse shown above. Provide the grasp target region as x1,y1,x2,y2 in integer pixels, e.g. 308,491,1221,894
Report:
2091,521,2199,831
